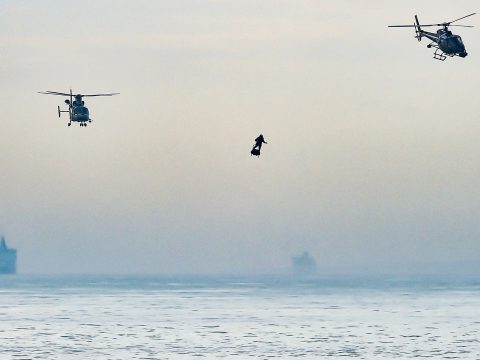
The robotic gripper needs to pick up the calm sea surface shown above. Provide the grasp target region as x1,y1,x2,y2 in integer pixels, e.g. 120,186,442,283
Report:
0,275,479,359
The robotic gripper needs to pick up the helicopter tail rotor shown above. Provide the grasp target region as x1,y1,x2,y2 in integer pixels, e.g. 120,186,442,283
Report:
414,15,422,41
58,106,61,118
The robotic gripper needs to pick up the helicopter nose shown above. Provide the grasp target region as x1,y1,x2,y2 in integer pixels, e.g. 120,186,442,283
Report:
459,51,468,58
75,114,89,121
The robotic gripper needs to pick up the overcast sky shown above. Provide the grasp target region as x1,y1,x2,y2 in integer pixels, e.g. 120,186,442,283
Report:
1,0,479,274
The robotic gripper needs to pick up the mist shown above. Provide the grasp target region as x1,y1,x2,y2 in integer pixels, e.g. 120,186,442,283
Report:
1,0,479,274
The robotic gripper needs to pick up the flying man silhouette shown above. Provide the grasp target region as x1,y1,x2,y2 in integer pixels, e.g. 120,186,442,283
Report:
251,134,267,156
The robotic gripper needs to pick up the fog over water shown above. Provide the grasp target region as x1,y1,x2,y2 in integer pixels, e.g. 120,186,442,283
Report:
0,0,479,274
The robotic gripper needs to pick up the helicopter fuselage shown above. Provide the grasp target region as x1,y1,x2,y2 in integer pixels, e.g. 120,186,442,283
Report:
420,29,467,57
62,95,92,126
71,101,90,122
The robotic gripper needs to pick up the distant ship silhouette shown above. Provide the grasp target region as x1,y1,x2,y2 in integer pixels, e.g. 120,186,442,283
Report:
291,251,317,276
0,236,16,274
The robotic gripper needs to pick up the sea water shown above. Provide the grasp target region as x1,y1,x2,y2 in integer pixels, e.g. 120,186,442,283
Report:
0,275,479,359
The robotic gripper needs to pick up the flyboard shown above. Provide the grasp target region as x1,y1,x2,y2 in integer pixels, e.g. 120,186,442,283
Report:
251,148,261,157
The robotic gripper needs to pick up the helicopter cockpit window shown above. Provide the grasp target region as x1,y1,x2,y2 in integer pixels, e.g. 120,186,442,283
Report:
446,36,463,48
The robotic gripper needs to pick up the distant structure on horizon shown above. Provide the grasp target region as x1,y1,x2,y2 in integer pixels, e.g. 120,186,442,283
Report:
0,236,16,274
291,251,317,276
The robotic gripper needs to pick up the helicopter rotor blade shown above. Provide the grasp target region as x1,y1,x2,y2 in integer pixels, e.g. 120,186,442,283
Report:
388,24,441,28
415,13,476,27
38,91,119,97
38,91,72,96
389,23,473,28
389,13,476,28
449,12,476,24
38,90,120,102
80,93,120,97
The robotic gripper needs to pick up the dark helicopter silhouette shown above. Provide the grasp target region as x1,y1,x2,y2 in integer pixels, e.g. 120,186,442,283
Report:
38,89,119,127
389,13,475,61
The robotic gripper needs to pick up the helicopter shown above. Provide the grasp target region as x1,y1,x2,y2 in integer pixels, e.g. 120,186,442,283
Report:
38,89,119,127
388,13,475,61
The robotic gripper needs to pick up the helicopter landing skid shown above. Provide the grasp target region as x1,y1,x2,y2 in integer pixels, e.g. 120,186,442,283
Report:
433,48,447,61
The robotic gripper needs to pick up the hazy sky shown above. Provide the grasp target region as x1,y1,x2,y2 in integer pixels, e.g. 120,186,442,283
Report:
1,0,479,274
